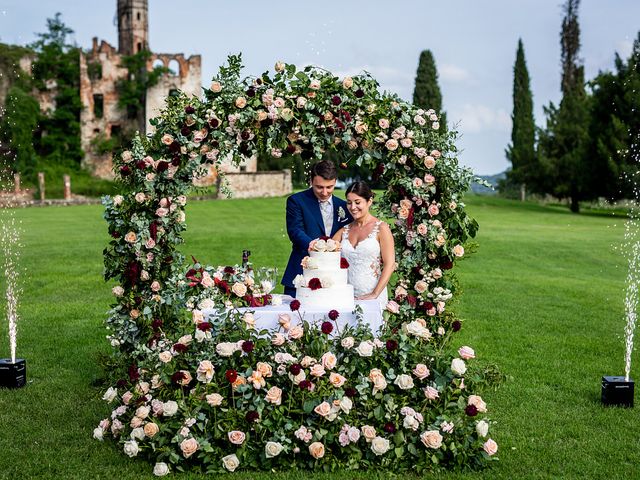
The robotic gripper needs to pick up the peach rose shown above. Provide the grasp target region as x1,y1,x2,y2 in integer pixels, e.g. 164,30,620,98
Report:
124,231,137,243
342,76,353,89
378,118,390,129
428,204,440,217
361,425,377,442
196,360,215,383
210,81,222,93
231,282,247,297
320,352,337,370
414,280,428,294
206,393,223,407
265,386,282,405
483,438,498,456
256,362,273,378
272,332,286,346
235,96,247,108
452,245,465,257
416,223,428,236
310,364,326,377
288,324,304,340
314,401,332,417
176,370,192,386
274,61,286,72
413,363,430,380
309,79,321,90
420,430,443,449
385,139,399,151
159,351,172,363
180,437,199,458
161,134,174,145
369,368,387,394
467,394,487,413
228,430,246,445
308,441,325,459
278,313,291,330
144,422,159,438
329,372,347,388
424,156,436,169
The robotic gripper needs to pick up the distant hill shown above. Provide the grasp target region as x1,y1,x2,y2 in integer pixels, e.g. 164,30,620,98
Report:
470,171,506,195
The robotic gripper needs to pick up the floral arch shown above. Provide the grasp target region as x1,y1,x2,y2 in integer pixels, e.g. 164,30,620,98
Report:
98,55,498,475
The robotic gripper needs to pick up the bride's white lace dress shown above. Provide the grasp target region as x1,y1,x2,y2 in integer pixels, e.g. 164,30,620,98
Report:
341,221,389,307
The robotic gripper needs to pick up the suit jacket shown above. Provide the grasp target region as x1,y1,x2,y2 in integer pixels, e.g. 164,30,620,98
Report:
282,188,352,289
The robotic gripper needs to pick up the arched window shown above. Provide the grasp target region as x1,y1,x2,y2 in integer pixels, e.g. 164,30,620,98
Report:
168,59,180,76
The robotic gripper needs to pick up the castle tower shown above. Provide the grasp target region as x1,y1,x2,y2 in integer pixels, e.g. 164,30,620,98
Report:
117,0,148,55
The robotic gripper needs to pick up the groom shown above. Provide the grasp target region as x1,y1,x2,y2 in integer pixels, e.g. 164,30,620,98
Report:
282,160,352,297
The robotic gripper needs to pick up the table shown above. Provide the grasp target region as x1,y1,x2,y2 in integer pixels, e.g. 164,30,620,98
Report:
203,296,384,335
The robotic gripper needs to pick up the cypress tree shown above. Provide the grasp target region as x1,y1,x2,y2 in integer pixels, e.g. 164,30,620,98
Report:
505,39,536,198
538,0,589,212
413,50,446,128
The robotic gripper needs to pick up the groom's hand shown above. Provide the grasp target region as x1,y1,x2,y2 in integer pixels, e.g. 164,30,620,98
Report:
308,240,316,252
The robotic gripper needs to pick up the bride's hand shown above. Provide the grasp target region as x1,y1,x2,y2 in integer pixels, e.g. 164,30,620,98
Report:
356,292,378,301
308,239,316,252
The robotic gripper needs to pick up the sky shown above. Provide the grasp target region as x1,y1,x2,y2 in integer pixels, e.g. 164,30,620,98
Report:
1,0,638,175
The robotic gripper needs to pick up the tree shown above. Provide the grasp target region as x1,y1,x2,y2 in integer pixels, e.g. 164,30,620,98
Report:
0,86,40,174
587,32,640,200
504,39,536,198
29,13,83,166
538,0,590,212
412,50,446,128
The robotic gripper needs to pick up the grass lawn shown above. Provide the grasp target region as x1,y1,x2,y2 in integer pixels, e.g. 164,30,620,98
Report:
0,195,637,479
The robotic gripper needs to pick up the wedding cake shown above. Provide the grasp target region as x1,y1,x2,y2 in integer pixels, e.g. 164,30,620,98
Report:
294,239,355,311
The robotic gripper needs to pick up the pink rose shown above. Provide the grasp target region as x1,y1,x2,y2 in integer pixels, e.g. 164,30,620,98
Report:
416,223,428,236
308,441,325,459
386,300,400,314
424,174,436,185
428,204,440,217
483,438,498,456
288,324,304,340
420,430,443,449
210,81,222,92
310,364,326,377
180,438,199,458
413,363,430,380
235,97,247,108
385,139,399,151
314,401,332,417
265,386,283,405
458,345,475,359
161,134,173,145
228,430,246,445
424,156,436,169
122,391,133,405
379,118,390,129
321,352,337,370
424,386,439,400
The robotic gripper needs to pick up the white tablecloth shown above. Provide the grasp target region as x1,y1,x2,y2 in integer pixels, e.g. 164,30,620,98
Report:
203,296,384,335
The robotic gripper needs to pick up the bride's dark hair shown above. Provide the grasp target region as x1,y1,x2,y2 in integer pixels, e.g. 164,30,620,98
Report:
346,181,374,201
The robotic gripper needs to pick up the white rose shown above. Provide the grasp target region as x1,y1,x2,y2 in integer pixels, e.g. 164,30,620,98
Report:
159,351,172,363
341,337,355,349
394,374,414,390
216,342,238,357
265,441,284,458
162,400,178,417
222,453,240,472
451,358,467,376
339,396,353,414
371,436,390,455
123,440,139,457
93,427,104,441
135,405,150,419
153,462,170,476
420,430,443,449
476,420,489,437
403,415,420,431
102,386,118,403
111,286,124,297
355,340,374,357
206,393,223,407
130,427,145,440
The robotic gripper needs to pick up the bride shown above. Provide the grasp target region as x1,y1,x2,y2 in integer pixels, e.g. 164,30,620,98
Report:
331,181,395,306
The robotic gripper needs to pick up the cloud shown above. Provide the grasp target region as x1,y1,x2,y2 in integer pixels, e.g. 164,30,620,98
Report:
452,104,511,134
439,64,470,83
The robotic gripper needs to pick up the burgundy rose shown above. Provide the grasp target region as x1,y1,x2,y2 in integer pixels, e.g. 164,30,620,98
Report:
355,89,364,98
256,78,263,85
321,321,333,334
328,309,340,321
334,118,345,130
223,266,235,274
180,126,191,137
441,259,454,270
211,140,219,148
128,364,140,382
156,160,169,172
246,88,256,97
340,258,350,269
298,380,313,391
407,207,414,228
300,149,313,161
344,387,357,398
151,318,163,331
239,144,250,155
331,95,342,106
325,126,335,136
116,379,128,389
125,261,141,286
240,130,250,141
135,395,149,406
406,295,417,308
241,340,254,353
225,369,238,383
209,118,220,128
173,343,188,354
452,320,462,332
134,296,142,305
383,422,396,434
135,160,146,170
169,141,181,153
290,299,301,311
184,105,195,114
149,222,158,241
465,404,478,417
289,363,302,375
171,371,188,384
120,165,131,176
319,236,330,241
385,339,398,351
197,322,212,331
110,230,121,239
245,410,259,423
341,110,352,123
422,302,435,313
171,156,181,167
285,143,296,154
308,278,322,291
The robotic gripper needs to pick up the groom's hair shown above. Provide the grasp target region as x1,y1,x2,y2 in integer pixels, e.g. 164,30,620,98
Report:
310,160,338,181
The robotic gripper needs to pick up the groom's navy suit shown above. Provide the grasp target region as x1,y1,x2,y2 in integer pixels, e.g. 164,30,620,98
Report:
282,188,352,296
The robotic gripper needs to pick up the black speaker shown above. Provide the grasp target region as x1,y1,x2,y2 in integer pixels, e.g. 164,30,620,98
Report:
0,358,27,389
601,376,634,407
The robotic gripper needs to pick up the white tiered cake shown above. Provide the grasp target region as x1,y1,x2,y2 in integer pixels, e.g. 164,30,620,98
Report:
295,249,355,311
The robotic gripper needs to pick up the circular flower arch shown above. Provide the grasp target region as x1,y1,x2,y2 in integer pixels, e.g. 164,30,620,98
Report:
97,55,499,475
